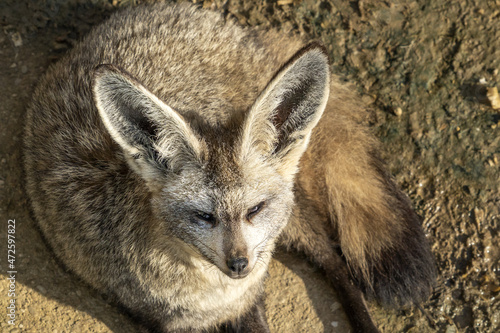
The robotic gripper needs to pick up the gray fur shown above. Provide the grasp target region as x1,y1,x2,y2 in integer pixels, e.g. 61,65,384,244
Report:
24,2,435,332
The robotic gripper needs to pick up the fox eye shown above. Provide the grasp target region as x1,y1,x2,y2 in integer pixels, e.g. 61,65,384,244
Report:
246,202,265,220
194,212,216,228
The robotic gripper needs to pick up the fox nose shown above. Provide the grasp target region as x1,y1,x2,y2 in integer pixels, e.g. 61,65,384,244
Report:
227,257,248,274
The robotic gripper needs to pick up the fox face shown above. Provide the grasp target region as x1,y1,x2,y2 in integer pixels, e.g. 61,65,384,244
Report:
92,43,330,279
155,153,293,279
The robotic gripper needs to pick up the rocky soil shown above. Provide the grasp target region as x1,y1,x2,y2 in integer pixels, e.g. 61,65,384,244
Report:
1,0,498,332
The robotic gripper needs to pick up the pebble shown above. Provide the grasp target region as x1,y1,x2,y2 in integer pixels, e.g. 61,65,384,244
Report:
361,94,375,105
486,87,500,109
374,44,387,69
10,32,22,47
36,285,47,294
445,325,457,333
349,50,366,69
52,42,68,51
330,301,341,312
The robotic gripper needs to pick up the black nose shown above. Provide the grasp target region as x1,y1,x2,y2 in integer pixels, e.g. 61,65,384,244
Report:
227,257,248,274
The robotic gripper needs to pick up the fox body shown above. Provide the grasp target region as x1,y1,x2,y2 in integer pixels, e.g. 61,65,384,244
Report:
24,2,435,332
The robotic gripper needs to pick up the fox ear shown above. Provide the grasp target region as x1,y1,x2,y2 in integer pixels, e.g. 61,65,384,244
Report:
240,43,330,179
92,65,203,182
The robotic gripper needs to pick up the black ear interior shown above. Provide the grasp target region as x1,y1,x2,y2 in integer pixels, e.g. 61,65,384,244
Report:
93,64,203,172
93,64,164,155
273,78,315,130
115,98,162,163
266,44,329,156
117,98,159,142
273,77,316,148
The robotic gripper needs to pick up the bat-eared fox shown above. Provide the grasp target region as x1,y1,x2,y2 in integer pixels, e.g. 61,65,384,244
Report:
24,2,435,332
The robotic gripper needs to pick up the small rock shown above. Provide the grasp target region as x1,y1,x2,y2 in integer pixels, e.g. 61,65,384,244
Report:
330,302,341,312
394,107,403,117
486,87,500,109
445,325,457,333
331,321,339,327
10,32,22,47
349,50,366,69
21,65,28,74
361,94,375,105
36,285,47,294
374,44,387,69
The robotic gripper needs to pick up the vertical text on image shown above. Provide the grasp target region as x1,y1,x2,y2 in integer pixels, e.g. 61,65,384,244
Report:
7,219,17,325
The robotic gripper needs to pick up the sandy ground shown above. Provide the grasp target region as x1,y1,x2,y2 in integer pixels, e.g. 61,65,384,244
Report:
0,0,499,332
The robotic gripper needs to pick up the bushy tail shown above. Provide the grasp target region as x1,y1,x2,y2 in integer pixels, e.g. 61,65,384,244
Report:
328,149,435,306
298,79,436,306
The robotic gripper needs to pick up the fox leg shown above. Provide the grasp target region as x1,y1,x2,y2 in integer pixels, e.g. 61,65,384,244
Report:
280,193,380,333
221,296,270,333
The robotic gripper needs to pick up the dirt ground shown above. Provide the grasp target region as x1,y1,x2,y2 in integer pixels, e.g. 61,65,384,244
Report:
0,0,498,332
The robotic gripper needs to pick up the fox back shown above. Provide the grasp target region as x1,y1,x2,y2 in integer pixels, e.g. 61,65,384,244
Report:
24,2,435,333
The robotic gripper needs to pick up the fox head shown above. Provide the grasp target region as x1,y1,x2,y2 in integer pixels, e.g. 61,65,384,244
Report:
92,43,330,279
